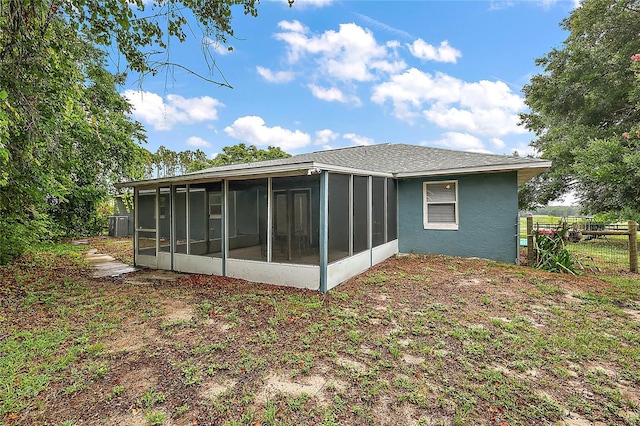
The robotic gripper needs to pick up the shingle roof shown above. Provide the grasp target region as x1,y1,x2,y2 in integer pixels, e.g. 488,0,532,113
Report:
194,143,544,174
119,143,551,188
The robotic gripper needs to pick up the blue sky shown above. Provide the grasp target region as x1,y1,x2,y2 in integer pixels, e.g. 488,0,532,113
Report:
119,0,578,159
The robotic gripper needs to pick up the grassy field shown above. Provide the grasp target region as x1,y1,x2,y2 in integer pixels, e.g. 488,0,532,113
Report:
519,215,564,238
2,238,640,425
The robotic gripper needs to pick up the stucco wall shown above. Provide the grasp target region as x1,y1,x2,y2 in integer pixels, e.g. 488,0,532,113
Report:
398,172,518,263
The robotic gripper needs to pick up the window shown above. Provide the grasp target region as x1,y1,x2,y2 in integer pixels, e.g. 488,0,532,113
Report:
423,181,458,230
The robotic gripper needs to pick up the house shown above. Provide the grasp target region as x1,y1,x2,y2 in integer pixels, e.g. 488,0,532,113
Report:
116,143,551,292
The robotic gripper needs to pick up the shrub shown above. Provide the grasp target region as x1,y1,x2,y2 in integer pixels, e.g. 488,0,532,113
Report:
533,225,576,274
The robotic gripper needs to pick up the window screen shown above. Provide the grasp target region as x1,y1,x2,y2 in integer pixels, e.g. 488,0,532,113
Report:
372,177,385,247
328,173,350,263
174,187,187,254
387,178,397,241
353,176,369,253
424,181,458,229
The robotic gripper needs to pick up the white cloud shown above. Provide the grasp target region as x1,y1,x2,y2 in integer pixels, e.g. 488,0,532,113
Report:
205,38,232,56
371,68,459,121
308,84,361,106
314,129,339,145
343,133,374,146
123,90,223,131
256,66,295,83
544,0,581,9
167,94,222,122
490,138,506,149
275,21,406,82
488,1,515,11
423,132,486,151
224,116,311,151
423,105,524,137
512,141,539,157
371,68,526,137
278,19,308,33
186,136,212,148
407,39,461,63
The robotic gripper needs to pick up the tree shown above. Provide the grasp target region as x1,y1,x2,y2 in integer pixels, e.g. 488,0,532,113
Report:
147,146,210,177
0,0,276,262
178,149,208,174
1,0,263,87
519,0,640,218
0,17,147,261
45,60,149,237
153,145,179,178
210,143,291,166
146,144,291,177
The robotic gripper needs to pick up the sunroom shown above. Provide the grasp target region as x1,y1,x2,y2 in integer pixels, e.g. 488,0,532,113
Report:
131,167,398,292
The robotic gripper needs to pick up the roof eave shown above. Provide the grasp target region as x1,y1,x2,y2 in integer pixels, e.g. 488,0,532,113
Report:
115,162,317,189
312,163,394,178
395,161,552,186
115,161,397,189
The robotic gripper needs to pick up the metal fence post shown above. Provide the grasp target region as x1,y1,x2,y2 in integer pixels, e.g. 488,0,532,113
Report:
629,220,638,273
527,214,535,267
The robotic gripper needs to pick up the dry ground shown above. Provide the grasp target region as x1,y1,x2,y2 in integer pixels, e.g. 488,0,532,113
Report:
1,237,640,425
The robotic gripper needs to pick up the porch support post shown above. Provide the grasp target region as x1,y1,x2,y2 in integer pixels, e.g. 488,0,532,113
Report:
319,171,329,293
222,180,228,276
349,175,353,257
170,185,175,271
629,220,638,273
383,178,388,243
368,175,373,267
155,187,160,258
267,178,272,263
186,185,190,255
133,188,138,266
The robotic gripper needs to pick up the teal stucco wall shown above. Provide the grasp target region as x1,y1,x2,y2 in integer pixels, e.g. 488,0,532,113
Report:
397,172,519,263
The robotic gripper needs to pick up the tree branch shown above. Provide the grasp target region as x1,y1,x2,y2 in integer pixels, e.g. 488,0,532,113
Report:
147,61,233,88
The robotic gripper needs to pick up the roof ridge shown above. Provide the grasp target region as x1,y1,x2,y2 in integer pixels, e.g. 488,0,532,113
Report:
299,142,392,157
398,143,523,159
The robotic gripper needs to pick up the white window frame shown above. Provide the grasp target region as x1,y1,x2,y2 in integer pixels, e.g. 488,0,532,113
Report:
423,180,459,230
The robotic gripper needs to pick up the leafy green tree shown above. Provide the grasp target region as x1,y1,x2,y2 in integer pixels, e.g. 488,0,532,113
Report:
178,149,208,174
0,0,272,262
210,143,291,166
45,62,149,237
0,17,147,261
147,146,210,177
146,144,291,176
153,145,179,178
2,0,262,87
519,0,640,218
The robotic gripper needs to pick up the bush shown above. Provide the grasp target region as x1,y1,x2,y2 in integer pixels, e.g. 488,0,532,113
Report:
533,225,576,274
0,213,53,264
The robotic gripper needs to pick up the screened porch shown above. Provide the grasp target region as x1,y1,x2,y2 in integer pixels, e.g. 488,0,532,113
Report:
133,172,398,291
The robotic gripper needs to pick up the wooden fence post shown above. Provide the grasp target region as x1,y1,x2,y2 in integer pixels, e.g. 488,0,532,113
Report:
527,215,535,267
629,220,638,273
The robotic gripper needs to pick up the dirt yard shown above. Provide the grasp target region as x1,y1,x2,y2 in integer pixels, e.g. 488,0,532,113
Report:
1,237,639,425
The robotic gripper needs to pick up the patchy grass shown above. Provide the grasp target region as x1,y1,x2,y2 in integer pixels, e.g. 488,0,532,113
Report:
1,239,640,425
